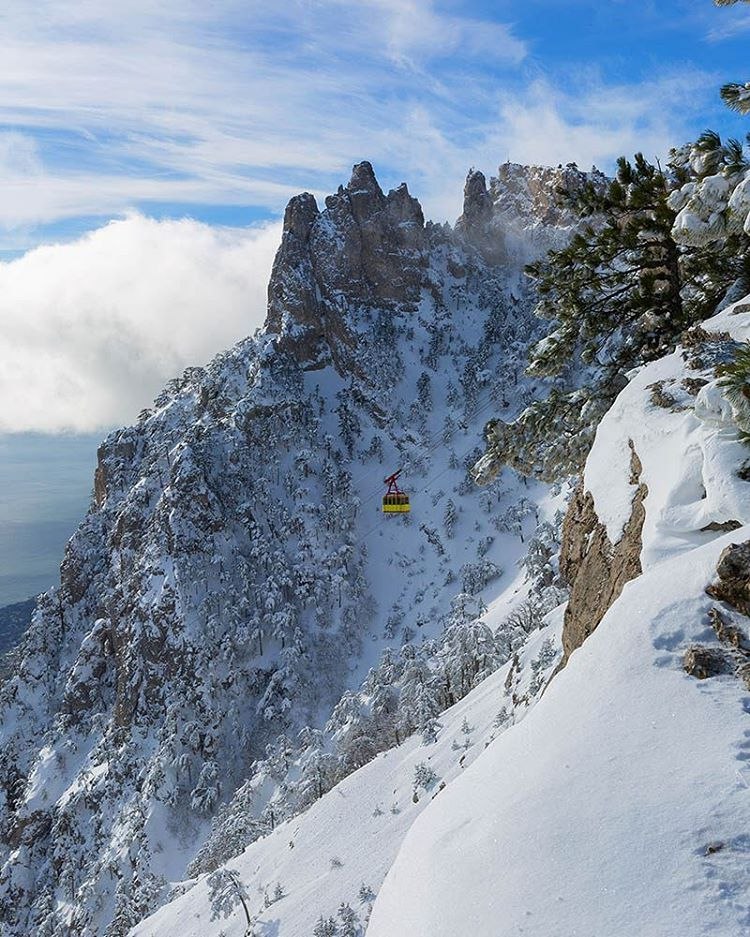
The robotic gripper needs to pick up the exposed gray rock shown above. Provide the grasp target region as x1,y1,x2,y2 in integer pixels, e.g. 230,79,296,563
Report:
684,607,750,688
557,444,647,667
455,169,494,247
265,161,427,371
683,645,731,679
708,605,750,654
265,192,324,365
706,541,750,615
489,161,603,229
700,520,742,533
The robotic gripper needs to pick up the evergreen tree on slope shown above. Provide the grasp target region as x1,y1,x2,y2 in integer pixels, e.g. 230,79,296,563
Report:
715,0,750,114
478,152,749,481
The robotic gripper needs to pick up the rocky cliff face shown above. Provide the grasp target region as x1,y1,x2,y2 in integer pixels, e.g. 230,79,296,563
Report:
554,305,750,669
266,161,427,369
0,161,580,936
456,161,602,267
557,445,646,666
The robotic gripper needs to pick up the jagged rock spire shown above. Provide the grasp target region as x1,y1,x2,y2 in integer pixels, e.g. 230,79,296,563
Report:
456,168,493,236
282,191,319,241
264,161,428,371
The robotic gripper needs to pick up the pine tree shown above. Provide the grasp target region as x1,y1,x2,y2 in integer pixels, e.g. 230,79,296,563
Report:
416,371,432,410
313,916,339,937
337,902,361,937
358,882,376,904
443,499,458,538
526,154,686,370
715,1,750,113
717,341,750,435
207,868,253,932
413,761,439,790
483,151,749,480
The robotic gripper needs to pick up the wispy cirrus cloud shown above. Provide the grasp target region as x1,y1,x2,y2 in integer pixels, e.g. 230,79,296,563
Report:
0,1,735,435
0,1,526,235
704,2,750,42
0,0,718,243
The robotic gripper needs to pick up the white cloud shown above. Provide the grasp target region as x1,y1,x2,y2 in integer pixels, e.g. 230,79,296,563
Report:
0,0,722,240
365,69,715,223
490,72,713,170
0,1,528,233
0,4,724,440
362,0,527,68
0,215,281,433
705,5,750,41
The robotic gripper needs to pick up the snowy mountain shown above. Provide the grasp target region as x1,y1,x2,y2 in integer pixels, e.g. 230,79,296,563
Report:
7,148,749,937
132,594,565,937
0,160,590,936
132,298,750,934
367,297,750,937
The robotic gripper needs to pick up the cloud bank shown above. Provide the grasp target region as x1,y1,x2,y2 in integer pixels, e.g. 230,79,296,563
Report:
0,215,280,433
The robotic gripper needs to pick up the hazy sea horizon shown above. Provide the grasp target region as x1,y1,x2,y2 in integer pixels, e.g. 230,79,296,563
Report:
0,432,105,607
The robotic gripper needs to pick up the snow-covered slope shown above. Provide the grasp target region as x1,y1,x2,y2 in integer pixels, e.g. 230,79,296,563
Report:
132,600,564,937
366,298,750,937
0,161,591,935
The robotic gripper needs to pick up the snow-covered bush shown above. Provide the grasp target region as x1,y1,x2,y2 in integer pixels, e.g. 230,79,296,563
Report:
413,761,439,791
717,342,750,437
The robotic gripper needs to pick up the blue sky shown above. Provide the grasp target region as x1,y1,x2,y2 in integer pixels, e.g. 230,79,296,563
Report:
2,0,750,255
2,0,750,605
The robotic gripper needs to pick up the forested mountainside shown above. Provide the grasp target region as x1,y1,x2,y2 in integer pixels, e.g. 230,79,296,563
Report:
136,276,750,937
0,160,590,936
132,136,750,937
0,598,35,681
368,297,750,937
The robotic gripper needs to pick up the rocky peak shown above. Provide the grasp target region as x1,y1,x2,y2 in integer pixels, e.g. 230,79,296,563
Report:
386,181,424,232
282,191,319,241
456,168,493,236
456,161,606,265
265,158,598,372
265,161,428,372
490,161,604,228
338,160,387,222
265,192,323,364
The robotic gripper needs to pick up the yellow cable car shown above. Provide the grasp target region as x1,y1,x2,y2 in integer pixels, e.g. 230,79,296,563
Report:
382,470,410,514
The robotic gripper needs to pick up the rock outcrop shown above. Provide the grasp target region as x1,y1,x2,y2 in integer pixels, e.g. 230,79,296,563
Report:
684,605,750,690
455,169,496,259
706,541,750,615
265,161,427,370
558,444,647,666
489,161,603,229
457,161,606,269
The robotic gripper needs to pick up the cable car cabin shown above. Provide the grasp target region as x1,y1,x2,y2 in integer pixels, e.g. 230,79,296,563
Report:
382,470,410,514
382,492,410,513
